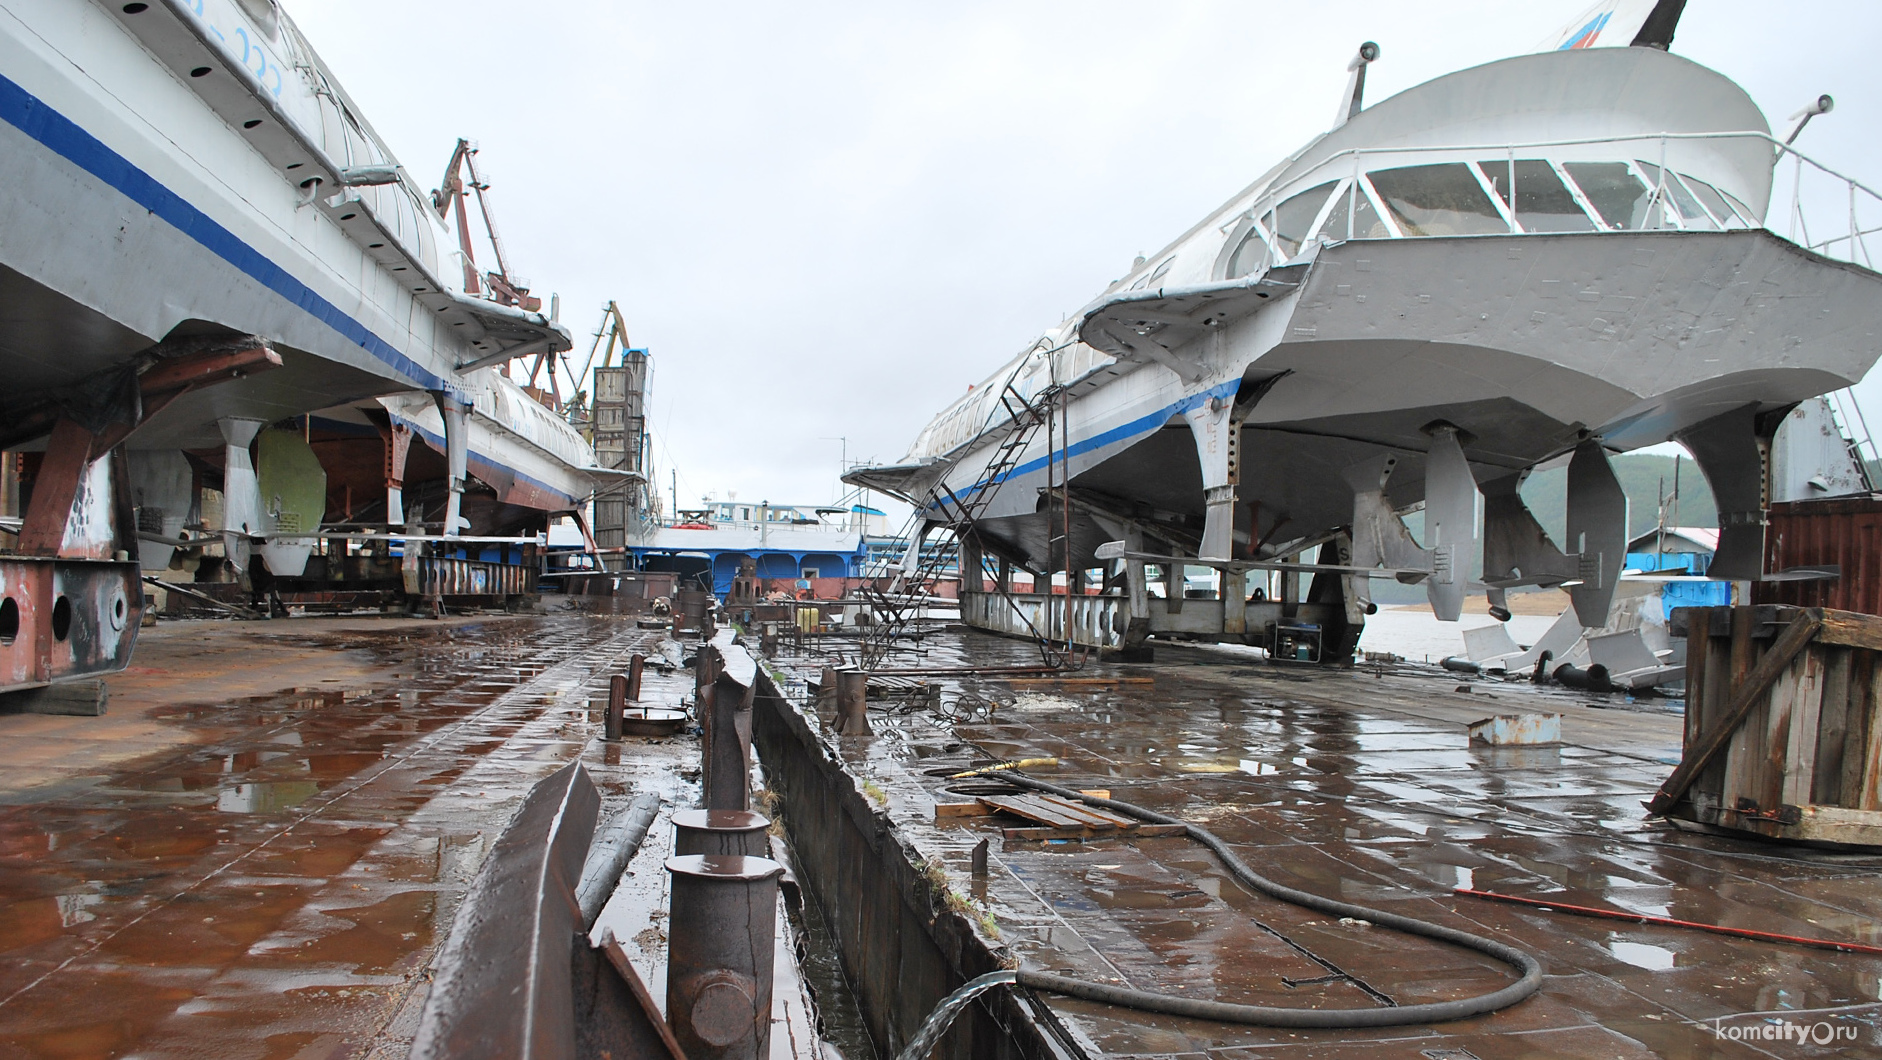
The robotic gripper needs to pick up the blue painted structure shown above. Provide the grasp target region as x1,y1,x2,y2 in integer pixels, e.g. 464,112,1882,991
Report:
1626,550,1733,617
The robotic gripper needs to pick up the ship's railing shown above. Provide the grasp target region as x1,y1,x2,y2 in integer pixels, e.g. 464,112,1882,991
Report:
1241,130,1880,274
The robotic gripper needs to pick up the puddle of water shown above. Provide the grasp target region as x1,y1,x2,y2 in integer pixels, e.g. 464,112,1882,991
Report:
1608,938,1677,970
217,780,320,814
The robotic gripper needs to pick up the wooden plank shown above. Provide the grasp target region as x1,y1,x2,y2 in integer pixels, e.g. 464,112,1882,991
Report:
1848,653,1876,809
1002,823,1186,841
1815,608,1882,652
1683,610,1712,754
980,794,1116,831
1040,795,1136,829
1780,649,1824,810
1864,662,1882,812
1696,623,1733,801
1753,655,1801,811
934,802,994,818
1649,610,1823,815
1730,605,1755,686
1813,648,1852,807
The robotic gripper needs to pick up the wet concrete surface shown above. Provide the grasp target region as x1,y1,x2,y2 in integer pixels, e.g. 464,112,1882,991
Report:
0,613,714,1060
769,632,1882,1059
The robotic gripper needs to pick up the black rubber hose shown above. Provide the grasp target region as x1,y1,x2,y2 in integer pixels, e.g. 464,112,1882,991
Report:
1000,772,1544,1028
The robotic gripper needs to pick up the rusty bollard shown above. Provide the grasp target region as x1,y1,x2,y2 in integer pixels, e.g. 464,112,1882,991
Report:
703,675,752,812
672,809,771,858
666,855,783,1060
627,653,646,701
834,668,870,735
818,666,839,719
604,673,627,741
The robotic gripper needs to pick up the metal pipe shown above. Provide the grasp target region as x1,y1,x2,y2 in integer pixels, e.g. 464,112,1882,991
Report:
575,792,663,929
835,668,869,735
703,661,753,812
665,854,783,1060
672,809,771,858
605,673,627,741
819,666,839,716
627,653,646,701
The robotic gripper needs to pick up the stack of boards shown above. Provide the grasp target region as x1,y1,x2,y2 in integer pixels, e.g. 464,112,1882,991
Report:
935,791,1187,841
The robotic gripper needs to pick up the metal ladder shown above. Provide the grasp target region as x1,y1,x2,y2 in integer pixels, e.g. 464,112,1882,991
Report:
857,382,1064,669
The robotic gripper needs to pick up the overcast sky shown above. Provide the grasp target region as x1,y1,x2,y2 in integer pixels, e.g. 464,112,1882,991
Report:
289,1,1882,513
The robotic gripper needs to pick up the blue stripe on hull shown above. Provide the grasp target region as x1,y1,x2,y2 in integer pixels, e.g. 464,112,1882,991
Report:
938,378,1242,511
0,71,452,393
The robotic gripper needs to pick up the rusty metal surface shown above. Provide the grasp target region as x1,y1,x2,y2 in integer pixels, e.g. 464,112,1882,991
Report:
607,672,628,741
666,854,783,1060
0,557,141,694
1760,496,1882,615
700,643,756,811
675,589,714,636
572,935,689,1060
762,628,1882,1057
1465,712,1563,746
0,614,692,1058
575,793,664,930
409,761,599,1060
401,550,536,598
672,809,771,859
834,669,869,735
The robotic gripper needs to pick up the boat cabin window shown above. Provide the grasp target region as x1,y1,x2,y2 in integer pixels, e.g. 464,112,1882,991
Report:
1265,181,1338,259
1718,187,1759,227
1635,161,1719,230
1478,159,1596,232
1366,163,1507,236
1562,162,1653,230
1129,257,1174,291
1680,174,1750,228
1317,181,1390,241
1225,222,1273,279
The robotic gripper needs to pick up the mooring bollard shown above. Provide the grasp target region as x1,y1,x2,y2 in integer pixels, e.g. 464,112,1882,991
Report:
675,589,712,635
835,668,870,735
672,809,771,858
666,854,783,1060
605,673,627,741
818,666,839,717
627,653,645,701
702,650,754,811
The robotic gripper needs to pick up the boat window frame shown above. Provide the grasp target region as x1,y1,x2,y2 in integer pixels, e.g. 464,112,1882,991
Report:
1675,172,1746,228
1635,159,1720,232
1216,211,1281,280
1467,160,1520,233
1303,177,1353,246
1361,162,1512,238
1560,160,1663,231
1353,173,1406,238
1476,156,1603,234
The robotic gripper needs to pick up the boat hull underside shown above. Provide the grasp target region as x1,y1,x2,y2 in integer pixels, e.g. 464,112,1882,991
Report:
0,94,451,446
934,230,1882,575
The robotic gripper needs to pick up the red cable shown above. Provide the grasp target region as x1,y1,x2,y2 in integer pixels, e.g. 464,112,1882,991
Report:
1454,888,1882,956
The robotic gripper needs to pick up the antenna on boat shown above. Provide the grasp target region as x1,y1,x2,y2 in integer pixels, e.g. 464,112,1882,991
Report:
1785,94,1835,144
1332,41,1380,130
1628,0,1687,50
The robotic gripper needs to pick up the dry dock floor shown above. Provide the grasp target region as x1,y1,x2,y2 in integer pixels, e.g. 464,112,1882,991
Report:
0,613,729,1060
774,632,1882,1059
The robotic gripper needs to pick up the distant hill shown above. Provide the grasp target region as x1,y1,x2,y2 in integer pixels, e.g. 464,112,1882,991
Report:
1518,452,1716,542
